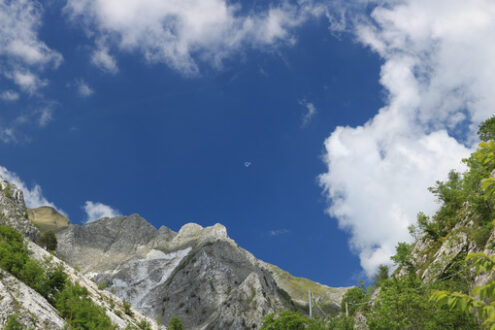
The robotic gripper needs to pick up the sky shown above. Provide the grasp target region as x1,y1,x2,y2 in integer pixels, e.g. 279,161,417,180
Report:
0,0,494,286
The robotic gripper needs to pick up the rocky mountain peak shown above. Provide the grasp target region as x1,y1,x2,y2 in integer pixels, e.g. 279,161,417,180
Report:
172,222,228,247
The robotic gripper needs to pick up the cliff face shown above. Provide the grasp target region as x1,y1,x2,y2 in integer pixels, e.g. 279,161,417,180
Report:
55,216,349,329
0,176,39,241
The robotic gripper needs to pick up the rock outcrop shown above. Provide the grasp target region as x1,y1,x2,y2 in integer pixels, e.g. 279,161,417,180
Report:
28,206,70,233
0,176,39,240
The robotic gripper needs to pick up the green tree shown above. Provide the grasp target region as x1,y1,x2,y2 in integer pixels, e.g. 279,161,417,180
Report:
368,275,479,329
340,281,370,317
390,242,413,272
261,310,325,330
373,265,389,288
56,282,115,329
168,316,184,330
39,230,57,252
478,116,495,142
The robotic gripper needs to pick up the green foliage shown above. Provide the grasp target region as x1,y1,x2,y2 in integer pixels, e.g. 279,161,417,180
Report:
373,265,389,288
367,275,479,329
137,320,152,330
123,298,133,316
340,281,370,316
156,316,162,325
261,310,326,330
4,183,11,198
168,316,185,330
431,252,495,329
390,242,413,272
478,116,495,142
0,225,114,329
39,230,57,252
56,282,115,329
5,315,23,330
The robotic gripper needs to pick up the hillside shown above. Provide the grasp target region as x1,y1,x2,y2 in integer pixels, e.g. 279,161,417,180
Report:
0,177,161,329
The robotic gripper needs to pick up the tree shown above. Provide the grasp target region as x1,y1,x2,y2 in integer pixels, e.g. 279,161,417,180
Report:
168,316,184,330
373,265,389,288
478,116,495,142
39,230,57,252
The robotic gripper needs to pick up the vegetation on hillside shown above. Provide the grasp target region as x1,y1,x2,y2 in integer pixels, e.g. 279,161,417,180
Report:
0,224,115,329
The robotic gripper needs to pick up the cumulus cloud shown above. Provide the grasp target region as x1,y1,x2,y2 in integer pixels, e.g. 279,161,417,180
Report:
64,0,323,75
75,79,94,97
0,166,65,214
299,99,317,127
0,0,62,91
83,201,121,223
320,0,495,276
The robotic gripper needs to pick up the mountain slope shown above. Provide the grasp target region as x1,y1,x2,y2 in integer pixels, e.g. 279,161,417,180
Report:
55,216,350,329
0,176,161,329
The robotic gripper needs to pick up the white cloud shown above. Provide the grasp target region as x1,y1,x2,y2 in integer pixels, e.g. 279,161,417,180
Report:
38,107,53,127
0,0,62,92
64,0,323,75
0,90,19,101
321,0,495,277
0,166,65,214
269,228,289,236
91,44,118,73
299,99,317,127
75,79,94,97
83,201,121,223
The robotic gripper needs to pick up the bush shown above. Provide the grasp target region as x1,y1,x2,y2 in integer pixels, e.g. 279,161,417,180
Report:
261,310,326,330
39,231,57,252
123,299,133,316
5,315,23,330
168,316,184,330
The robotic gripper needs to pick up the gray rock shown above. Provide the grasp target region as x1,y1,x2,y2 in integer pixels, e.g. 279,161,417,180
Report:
56,215,346,329
0,176,39,241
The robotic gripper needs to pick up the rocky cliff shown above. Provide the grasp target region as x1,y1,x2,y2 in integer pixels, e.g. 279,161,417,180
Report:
0,176,39,240
0,175,160,329
55,215,349,329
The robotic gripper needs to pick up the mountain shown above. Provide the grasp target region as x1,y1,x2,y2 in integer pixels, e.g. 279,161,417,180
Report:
54,215,350,329
0,177,161,329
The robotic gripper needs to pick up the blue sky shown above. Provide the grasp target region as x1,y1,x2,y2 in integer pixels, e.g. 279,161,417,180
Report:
1,0,494,285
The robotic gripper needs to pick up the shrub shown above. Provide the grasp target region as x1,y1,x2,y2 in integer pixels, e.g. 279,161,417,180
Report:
168,316,185,330
39,230,57,252
5,315,23,330
261,310,326,330
123,298,133,316
56,282,115,329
